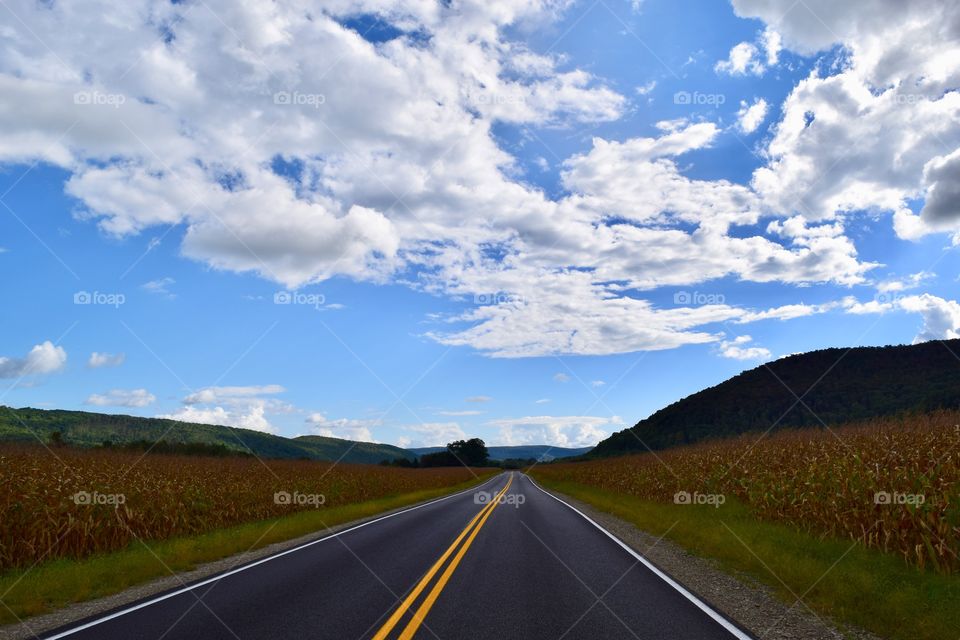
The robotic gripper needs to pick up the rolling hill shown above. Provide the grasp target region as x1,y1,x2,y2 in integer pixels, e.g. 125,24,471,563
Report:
0,407,414,464
592,338,960,457
409,445,592,461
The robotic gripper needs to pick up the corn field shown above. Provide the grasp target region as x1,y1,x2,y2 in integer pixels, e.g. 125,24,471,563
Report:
0,446,484,572
531,411,960,573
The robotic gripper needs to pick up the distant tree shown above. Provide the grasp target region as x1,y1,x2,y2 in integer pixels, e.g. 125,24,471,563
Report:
447,438,489,467
418,450,457,467
48,431,64,447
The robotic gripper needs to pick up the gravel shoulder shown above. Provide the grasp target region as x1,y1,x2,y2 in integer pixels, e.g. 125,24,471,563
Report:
535,481,882,640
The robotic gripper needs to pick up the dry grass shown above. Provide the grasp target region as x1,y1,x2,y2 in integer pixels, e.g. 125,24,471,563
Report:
532,411,960,573
0,445,484,571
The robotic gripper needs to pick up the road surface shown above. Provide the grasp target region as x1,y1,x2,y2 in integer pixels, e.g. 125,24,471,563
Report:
42,473,751,640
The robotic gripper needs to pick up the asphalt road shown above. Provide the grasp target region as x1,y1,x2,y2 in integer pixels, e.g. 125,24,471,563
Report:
43,473,752,640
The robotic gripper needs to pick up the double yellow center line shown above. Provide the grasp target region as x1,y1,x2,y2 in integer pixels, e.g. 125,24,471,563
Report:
372,474,514,640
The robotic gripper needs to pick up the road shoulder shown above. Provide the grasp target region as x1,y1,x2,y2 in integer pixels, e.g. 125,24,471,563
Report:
531,479,881,640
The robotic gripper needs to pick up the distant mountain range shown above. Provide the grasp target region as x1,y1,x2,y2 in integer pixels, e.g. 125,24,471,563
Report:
592,339,960,457
0,407,590,465
409,445,592,462
0,407,414,465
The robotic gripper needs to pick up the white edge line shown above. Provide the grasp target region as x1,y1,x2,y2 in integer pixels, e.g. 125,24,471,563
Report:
523,474,754,640
43,473,506,639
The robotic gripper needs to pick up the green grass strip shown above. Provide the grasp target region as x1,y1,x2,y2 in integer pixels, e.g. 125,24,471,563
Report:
532,478,960,640
0,473,497,626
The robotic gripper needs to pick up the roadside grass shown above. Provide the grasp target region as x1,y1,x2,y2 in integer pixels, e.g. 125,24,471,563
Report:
533,478,960,640
0,474,496,627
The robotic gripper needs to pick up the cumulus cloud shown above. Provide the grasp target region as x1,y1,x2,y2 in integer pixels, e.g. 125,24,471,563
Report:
0,341,67,378
552,372,571,383
488,415,620,447
160,384,288,433
306,413,379,443
400,422,467,448
718,335,772,360
716,28,782,76
716,41,764,75
159,404,274,433
87,352,125,368
842,293,960,342
86,388,155,408
734,0,960,240
0,0,952,360
898,294,960,342
737,98,768,133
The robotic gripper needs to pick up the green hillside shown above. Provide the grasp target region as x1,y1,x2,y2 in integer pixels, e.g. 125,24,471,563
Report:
592,338,960,457
0,407,414,464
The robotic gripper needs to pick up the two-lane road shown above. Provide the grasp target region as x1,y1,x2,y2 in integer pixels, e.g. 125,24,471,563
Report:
43,473,751,640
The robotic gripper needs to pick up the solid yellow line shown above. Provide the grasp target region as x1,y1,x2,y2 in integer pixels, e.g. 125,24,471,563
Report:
371,476,510,640
397,474,514,640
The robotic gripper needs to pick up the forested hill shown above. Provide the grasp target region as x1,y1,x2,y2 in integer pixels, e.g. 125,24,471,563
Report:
0,407,414,464
591,339,960,457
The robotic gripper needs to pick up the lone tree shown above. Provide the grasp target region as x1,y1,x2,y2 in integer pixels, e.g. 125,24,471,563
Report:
447,438,489,467
418,438,490,467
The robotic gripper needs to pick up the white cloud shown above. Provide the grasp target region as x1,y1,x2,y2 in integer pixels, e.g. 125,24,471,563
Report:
159,404,274,433
436,410,483,416
734,0,960,240
718,335,772,360
635,80,657,95
183,385,285,405
898,294,960,342
161,384,288,434
401,422,467,448
1,0,949,361
87,352,125,368
716,41,764,75
841,292,960,342
715,26,782,76
876,271,933,293
488,415,620,447
590,380,606,387
0,341,67,378
306,412,378,443
737,98,768,134
465,395,492,403
553,372,571,383
535,398,551,404
86,388,155,408
141,277,175,298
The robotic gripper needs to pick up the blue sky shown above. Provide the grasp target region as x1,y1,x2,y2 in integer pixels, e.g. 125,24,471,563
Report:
2,0,959,448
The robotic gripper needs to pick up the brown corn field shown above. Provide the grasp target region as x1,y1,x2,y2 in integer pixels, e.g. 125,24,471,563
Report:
531,411,960,573
0,446,485,572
